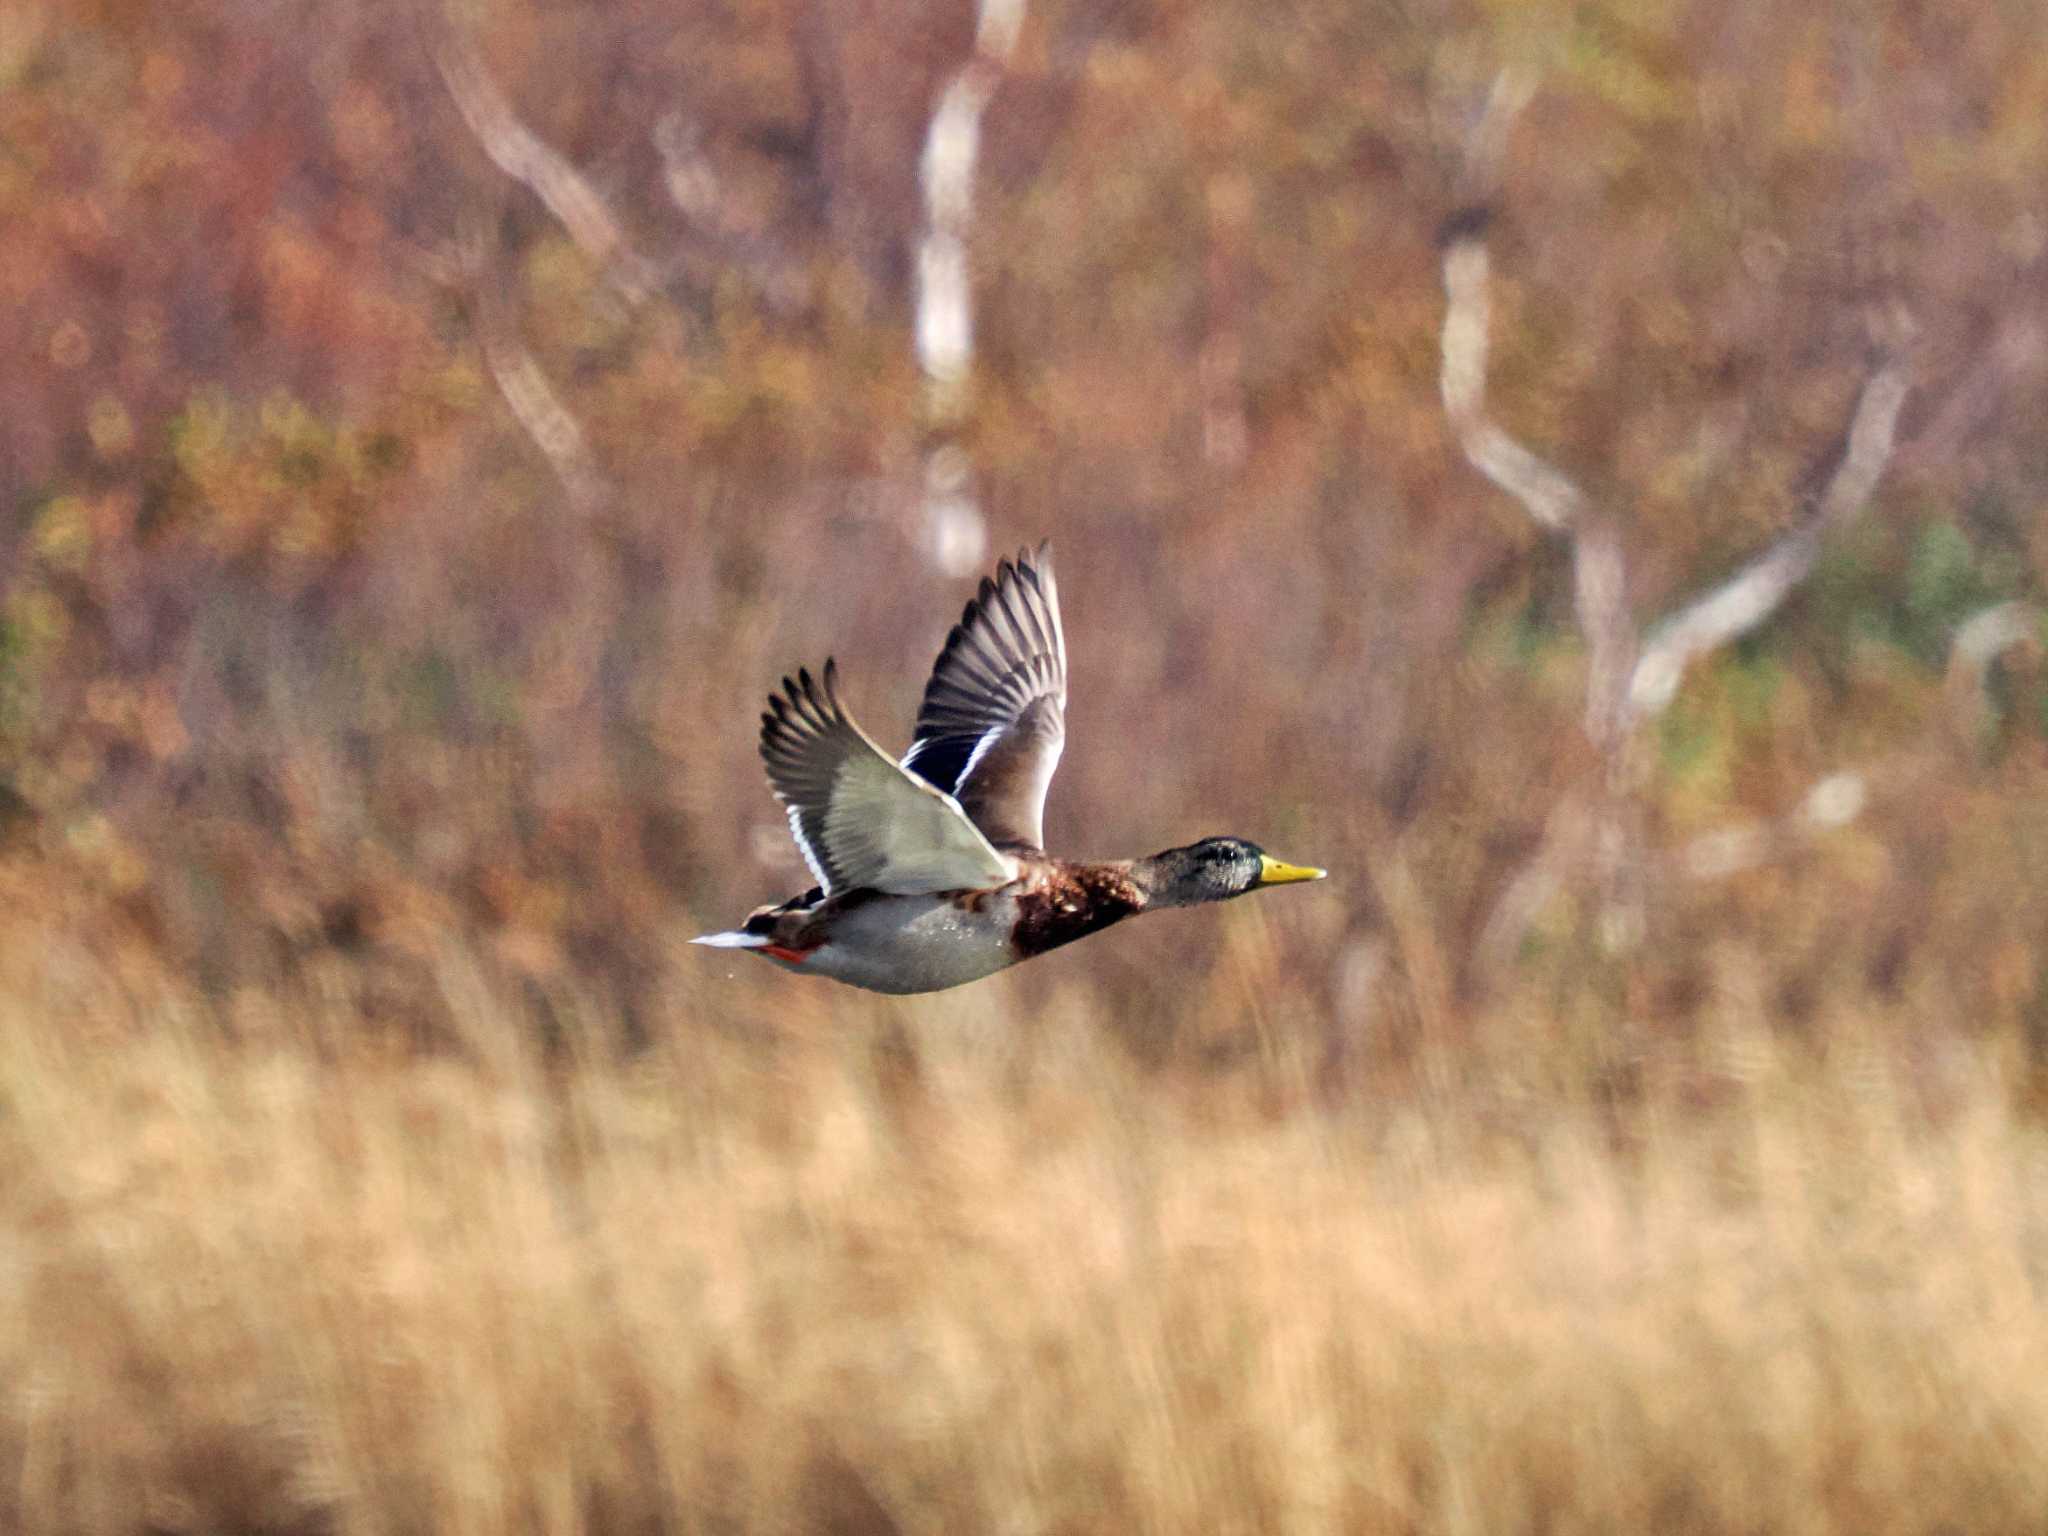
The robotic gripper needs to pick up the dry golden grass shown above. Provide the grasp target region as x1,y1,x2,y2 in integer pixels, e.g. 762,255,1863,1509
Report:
3,923,2047,1536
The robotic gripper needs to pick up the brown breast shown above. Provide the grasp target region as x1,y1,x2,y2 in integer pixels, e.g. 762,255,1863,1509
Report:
1008,858,1145,959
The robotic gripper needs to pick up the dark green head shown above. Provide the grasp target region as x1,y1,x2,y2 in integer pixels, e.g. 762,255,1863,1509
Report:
1136,836,1327,909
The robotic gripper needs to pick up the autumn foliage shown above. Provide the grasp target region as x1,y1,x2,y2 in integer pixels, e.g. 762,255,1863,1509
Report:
3,0,2048,1528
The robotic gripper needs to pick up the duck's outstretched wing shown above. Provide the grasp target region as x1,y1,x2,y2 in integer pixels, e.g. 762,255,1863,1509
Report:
901,542,1067,852
760,662,1018,896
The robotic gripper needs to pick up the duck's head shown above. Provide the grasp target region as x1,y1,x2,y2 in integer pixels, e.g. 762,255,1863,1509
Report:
1134,836,1327,909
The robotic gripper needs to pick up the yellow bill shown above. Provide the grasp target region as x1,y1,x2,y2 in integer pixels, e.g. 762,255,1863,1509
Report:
1257,854,1327,885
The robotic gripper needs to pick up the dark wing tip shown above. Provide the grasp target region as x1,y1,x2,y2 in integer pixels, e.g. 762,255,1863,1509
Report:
762,664,846,748
795,666,823,727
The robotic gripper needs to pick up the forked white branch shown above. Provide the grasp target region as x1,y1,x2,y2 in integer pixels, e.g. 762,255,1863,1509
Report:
1440,70,1914,972
1441,76,1910,744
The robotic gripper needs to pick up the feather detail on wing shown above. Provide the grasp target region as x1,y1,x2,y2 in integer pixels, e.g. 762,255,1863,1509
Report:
903,543,1068,851
759,661,1018,897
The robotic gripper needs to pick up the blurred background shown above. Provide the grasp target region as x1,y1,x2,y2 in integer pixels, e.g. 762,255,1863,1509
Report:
4,0,2048,1530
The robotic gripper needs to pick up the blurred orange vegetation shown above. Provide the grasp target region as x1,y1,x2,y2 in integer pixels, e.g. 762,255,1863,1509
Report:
3,0,2048,1529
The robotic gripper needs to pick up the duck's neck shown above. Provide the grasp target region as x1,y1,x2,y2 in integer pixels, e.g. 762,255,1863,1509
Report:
1127,849,1200,909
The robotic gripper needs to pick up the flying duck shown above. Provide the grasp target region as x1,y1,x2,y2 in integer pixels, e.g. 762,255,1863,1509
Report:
692,542,1326,992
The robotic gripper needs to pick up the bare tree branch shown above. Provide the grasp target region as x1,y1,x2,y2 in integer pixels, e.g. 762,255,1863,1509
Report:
1947,600,2043,737
478,326,609,514
1674,771,1867,882
1949,600,2040,682
433,30,659,304
1473,799,1593,977
1440,206,1638,747
1575,517,1636,749
1675,601,2039,885
1438,235,1587,533
652,112,811,316
1628,360,1911,722
652,112,721,228
1438,74,1650,747
1897,316,2045,474
428,238,610,514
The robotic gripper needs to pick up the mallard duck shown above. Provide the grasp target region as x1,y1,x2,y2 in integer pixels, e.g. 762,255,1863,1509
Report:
692,542,1326,993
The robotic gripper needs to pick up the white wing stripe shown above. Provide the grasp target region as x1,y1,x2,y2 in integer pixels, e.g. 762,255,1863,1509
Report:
785,802,830,892
956,723,1007,788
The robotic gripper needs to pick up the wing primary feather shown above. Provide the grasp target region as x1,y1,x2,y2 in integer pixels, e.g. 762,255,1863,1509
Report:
1013,563,1054,658
951,622,1016,690
996,566,1037,651
792,668,815,724
900,542,1069,850
1006,567,1046,657
939,642,1007,696
983,573,1026,657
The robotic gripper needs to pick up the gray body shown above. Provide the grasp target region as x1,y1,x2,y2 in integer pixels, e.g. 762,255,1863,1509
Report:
761,889,1025,994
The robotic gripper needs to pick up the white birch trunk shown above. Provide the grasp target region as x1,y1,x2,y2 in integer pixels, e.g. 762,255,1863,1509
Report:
913,0,1026,574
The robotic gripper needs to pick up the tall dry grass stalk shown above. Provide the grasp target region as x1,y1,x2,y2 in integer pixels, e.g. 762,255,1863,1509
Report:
2,929,2046,1535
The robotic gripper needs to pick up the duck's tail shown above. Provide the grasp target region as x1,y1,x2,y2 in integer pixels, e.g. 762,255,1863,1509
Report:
689,930,771,949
